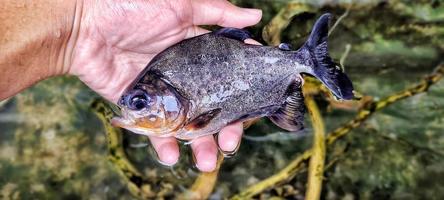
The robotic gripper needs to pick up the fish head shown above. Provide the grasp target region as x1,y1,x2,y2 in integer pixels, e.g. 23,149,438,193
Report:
112,80,188,137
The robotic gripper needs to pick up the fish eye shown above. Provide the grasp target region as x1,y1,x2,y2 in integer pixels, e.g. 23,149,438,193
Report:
125,89,150,111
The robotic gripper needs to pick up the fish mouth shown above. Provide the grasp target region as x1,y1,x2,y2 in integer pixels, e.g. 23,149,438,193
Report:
111,116,175,137
111,116,132,129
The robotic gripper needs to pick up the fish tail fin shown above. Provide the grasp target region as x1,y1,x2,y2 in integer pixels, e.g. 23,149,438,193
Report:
303,13,354,100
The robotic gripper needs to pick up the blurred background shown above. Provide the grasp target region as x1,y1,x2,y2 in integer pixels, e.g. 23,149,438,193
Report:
0,0,443,199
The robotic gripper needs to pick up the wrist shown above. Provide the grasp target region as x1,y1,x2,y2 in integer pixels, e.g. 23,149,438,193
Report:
50,0,84,76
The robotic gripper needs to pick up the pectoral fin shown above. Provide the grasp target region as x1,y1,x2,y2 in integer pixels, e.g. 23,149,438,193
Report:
243,118,260,129
268,79,305,131
184,108,222,131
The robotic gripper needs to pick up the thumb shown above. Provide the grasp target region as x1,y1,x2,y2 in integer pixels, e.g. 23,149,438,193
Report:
191,0,262,28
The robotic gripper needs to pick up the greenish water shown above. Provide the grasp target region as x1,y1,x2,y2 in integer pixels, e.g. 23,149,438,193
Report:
1,1,443,199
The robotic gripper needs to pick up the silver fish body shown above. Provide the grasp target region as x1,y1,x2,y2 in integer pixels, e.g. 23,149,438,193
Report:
113,13,354,140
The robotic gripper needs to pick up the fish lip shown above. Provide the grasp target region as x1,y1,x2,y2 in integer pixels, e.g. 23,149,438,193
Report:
111,116,132,128
125,126,175,137
111,116,176,137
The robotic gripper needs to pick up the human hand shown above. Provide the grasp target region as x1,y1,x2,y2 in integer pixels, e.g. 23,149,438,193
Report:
68,0,262,171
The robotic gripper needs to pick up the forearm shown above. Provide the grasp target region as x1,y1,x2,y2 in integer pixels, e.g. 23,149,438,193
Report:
0,0,81,100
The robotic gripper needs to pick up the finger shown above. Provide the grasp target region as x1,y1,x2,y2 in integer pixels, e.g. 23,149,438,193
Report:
191,135,218,172
148,136,180,166
186,26,210,39
218,122,243,152
191,0,262,28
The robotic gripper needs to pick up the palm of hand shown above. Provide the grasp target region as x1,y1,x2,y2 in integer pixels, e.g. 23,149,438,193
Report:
69,0,261,172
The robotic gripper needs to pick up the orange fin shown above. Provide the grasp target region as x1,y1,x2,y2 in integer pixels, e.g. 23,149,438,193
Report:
242,118,260,129
185,108,222,131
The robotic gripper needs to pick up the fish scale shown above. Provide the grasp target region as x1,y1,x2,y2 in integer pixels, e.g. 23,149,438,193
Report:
148,36,296,137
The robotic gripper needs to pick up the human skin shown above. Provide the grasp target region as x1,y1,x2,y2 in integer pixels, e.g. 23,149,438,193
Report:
0,0,262,172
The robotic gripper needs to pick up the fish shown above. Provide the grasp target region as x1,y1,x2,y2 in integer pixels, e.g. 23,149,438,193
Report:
112,13,354,140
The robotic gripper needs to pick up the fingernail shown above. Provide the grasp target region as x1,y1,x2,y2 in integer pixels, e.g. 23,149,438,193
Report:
157,146,178,166
243,8,262,17
219,137,240,152
195,151,217,172
219,142,240,158
217,126,242,154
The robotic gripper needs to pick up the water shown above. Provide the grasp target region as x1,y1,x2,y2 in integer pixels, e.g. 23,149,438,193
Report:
1,1,443,199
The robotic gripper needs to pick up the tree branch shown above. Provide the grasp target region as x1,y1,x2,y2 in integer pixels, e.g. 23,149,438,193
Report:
304,94,326,200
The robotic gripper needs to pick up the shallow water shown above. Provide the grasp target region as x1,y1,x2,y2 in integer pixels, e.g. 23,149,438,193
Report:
1,1,443,199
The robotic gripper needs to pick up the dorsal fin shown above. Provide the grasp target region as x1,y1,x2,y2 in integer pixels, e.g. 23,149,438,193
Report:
214,28,252,41
268,79,305,132
278,43,292,51
184,108,221,131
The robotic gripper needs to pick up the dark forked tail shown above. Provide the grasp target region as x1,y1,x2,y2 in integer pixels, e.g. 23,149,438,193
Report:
303,13,354,100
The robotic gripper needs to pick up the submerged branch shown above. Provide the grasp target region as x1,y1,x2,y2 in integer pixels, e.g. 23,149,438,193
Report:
339,44,352,72
262,2,314,45
326,63,444,145
181,155,224,200
373,129,444,158
91,100,151,198
328,2,351,36
231,63,444,199
304,95,326,200
231,150,312,200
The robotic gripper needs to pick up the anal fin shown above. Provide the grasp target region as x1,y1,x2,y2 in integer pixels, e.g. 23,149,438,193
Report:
268,79,305,132
231,105,280,125
184,108,222,131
